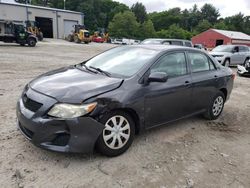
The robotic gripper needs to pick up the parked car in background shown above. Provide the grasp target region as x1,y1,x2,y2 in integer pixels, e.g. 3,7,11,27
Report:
112,38,140,45
92,36,104,43
17,45,234,157
194,44,207,50
209,45,250,66
141,38,193,47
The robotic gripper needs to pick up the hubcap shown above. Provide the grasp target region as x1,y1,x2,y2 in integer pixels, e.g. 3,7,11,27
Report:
212,96,224,116
103,115,130,150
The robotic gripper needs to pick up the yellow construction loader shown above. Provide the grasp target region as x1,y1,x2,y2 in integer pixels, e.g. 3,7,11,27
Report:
25,21,43,41
67,25,91,44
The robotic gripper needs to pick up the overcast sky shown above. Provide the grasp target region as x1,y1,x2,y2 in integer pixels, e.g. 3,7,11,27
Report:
115,0,250,17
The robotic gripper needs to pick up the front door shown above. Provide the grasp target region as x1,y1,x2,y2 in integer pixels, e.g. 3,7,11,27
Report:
144,52,192,128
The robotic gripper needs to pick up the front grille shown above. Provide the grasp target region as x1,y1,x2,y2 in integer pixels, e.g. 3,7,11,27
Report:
22,94,42,112
19,122,34,139
51,133,70,146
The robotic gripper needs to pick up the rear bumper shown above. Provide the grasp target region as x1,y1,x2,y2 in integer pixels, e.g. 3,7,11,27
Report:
16,88,104,153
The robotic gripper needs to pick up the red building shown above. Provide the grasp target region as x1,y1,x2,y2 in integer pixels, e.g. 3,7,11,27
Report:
192,29,250,49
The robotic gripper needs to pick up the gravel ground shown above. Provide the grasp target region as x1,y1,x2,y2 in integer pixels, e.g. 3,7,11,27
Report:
0,39,250,188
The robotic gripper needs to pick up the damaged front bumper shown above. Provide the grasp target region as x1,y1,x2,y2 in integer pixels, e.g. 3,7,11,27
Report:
16,87,104,153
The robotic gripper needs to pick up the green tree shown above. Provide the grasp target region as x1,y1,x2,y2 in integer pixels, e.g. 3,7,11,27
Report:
224,13,245,32
214,20,228,30
139,19,156,39
200,3,220,25
195,20,212,33
149,8,181,31
108,11,139,38
131,2,147,24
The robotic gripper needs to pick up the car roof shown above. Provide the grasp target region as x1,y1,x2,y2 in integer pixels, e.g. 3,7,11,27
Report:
124,44,200,53
143,38,191,42
216,44,248,47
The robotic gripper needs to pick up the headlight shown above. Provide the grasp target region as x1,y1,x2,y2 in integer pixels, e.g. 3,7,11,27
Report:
48,102,97,118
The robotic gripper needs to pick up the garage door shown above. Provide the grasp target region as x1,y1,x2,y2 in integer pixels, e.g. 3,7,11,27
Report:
64,20,78,38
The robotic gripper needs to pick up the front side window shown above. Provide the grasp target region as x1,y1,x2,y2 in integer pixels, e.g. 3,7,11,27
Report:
189,52,210,73
151,52,187,77
185,42,192,47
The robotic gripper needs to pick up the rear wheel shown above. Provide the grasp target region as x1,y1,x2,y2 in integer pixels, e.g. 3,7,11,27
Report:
96,111,135,157
27,38,36,47
74,35,81,43
203,91,225,120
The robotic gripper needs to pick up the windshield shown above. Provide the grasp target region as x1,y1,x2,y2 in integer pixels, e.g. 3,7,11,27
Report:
84,47,158,77
212,45,233,52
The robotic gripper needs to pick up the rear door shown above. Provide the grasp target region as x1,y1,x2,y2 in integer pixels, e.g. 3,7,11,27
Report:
187,52,219,112
144,51,192,128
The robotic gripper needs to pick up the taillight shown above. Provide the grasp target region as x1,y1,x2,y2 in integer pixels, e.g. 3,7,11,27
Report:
232,73,236,80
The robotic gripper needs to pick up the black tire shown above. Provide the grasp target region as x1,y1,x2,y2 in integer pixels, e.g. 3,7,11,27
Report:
27,38,36,47
20,43,25,46
96,110,135,157
243,58,249,66
203,91,225,120
67,34,73,42
84,41,89,44
74,35,81,43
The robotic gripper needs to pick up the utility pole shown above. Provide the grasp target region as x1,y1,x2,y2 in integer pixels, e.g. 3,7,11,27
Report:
64,0,66,10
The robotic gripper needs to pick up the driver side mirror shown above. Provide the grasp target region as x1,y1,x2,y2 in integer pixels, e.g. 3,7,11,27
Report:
148,72,168,83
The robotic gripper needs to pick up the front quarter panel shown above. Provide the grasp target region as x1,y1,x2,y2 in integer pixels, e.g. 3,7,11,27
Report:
85,77,146,131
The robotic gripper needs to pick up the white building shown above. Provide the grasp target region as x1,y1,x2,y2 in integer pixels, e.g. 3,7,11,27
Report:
0,0,84,38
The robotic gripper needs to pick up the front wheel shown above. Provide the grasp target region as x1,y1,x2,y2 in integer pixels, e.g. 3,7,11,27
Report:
27,38,36,47
243,58,249,66
96,111,135,157
203,91,225,120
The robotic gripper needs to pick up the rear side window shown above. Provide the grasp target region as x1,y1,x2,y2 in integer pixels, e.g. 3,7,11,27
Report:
185,42,192,47
171,41,183,46
189,52,210,73
151,52,187,77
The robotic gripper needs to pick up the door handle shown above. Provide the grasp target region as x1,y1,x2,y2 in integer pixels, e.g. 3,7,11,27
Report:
214,75,218,78
184,80,191,86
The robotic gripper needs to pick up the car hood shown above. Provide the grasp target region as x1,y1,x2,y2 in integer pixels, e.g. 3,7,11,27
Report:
29,66,123,103
209,51,231,56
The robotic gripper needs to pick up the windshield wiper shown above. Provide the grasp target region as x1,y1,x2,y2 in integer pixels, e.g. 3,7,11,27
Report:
89,66,111,77
77,64,98,74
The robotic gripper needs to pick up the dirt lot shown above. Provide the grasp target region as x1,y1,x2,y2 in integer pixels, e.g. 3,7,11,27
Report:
0,39,250,188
